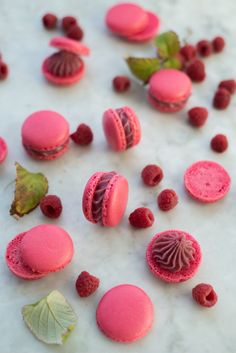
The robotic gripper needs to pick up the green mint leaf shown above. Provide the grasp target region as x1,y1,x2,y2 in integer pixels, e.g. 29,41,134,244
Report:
22,290,77,345
155,31,180,59
10,162,48,217
126,57,161,83
163,56,182,70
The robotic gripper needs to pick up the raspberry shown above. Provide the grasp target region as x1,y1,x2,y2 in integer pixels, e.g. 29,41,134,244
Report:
113,76,131,92
192,283,217,307
218,80,236,95
157,189,178,211
66,25,84,41
211,134,228,153
188,107,208,127
70,124,93,145
180,44,196,62
196,40,212,57
129,207,154,228
40,195,63,218
212,36,225,53
141,164,163,187
0,62,8,80
186,59,206,82
75,271,100,297
42,13,58,29
213,88,231,109
62,16,77,31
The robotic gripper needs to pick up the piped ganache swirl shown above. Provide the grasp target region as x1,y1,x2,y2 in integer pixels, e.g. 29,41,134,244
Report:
151,232,196,272
116,108,133,148
92,172,116,224
46,50,82,77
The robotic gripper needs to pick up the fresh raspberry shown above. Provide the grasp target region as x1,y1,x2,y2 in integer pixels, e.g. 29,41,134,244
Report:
186,59,206,82
62,16,77,31
196,40,213,57
188,107,208,127
42,13,58,29
141,164,163,187
157,189,178,211
213,88,231,109
0,62,8,80
70,123,93,145
75,271,100,297
180,44,196,62
211,134,228,153
218,80,236,95
66,25,84,41
129,207,154,228
40,195,63,218
192,283,218,307
113,76,131,92
212,36,225,53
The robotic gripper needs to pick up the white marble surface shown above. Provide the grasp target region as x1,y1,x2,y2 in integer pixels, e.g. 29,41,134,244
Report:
0,0,236,352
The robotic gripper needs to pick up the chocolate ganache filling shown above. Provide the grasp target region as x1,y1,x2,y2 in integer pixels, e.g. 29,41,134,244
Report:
92,172,116,224
116,108,134,148
151,232,195,272
47,50,82,77
24,140,69,157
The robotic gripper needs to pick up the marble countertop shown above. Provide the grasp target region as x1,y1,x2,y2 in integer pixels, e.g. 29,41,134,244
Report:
0,0,236,352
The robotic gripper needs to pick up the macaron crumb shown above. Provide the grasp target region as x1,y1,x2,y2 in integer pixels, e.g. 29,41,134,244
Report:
211,134,228,153
129,207,154,228
141,164,163,186
157,189,178,211
113,76,131,92
70,123,93,145
192,283,218,307
40,195,63,218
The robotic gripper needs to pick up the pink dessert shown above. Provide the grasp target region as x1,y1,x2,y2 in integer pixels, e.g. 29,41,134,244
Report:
42,36,90,85
184,160,231,203
128,11,160,42
96,284,154,342
0,137,8,163
5,224,74,280
103,106,141,151
82,171,129,227
21,110,70,160
146,230,202,283
148,69,192,112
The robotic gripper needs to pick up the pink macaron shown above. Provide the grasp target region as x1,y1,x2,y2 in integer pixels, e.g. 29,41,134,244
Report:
0,137,8,163
146,230,202,283
82,171,129,227
105,3,160,42
148,69,192,112
5,224,74,280
21,110,70,160
184,160,231,203
103,106,141,151
96,284,154,342
42,36,90,86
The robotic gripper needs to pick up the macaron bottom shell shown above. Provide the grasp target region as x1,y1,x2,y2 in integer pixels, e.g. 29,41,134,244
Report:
23,138,70,161
148,93,188,113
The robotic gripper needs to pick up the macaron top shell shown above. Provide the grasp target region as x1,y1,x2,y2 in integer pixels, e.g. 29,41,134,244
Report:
0,137,8,163
20,224,74,273
50,36,90,56
148,69,192,103
128,11,160,42
22,110,70,151
96,284,154,342
105,3,148,36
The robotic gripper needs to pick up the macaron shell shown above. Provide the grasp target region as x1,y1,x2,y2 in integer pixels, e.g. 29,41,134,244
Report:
96,284,154,342
148,93,187,113
50,36,90,56
0,137,8,163
24,140,69,161
128,11,160,42
5,233,46,280
102,174,129,227
122,106,141,146
42,57,85,86
146,230,202,283
105,3,148,37
20,224,74,273
103,109,127,151
184,160,231,203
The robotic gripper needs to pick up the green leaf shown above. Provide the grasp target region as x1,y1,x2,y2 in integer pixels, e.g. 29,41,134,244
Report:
163,56,182,70
22,290,77,345
126,57,161,83
10,162,48,218
155,31,180,59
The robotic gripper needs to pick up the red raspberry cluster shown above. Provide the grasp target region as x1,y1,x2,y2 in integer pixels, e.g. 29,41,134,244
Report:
75,271,100,297
213,79,236,110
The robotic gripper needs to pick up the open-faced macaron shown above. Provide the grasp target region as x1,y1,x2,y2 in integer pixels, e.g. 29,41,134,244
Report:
42,36,90,86
82,171,128,227
146,230,202,283
5,224,74,280
21,110,70,160
96,284,154,342
148,69,192,112
103,106,141,151
0,137,8,163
